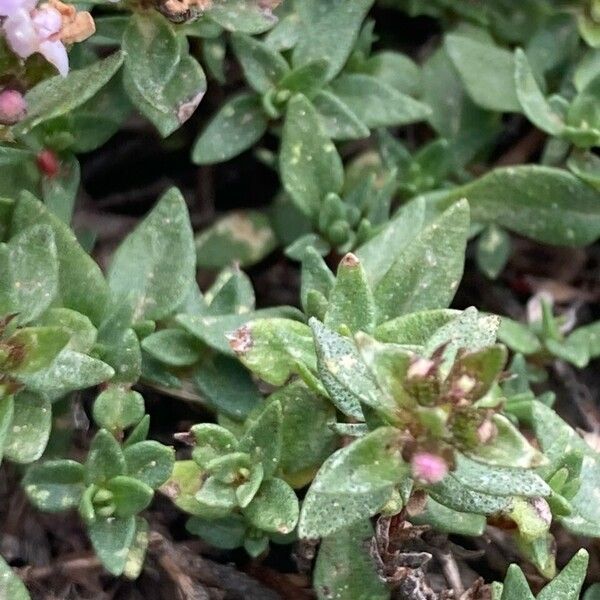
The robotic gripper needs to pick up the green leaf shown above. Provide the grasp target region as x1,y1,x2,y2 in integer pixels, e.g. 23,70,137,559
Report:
122,517,149,580
93,387,145,434
272,381,337,489
567,320,600,361
20,350,114,400
42,154,79,224
123,14,206,137
312,90,369,141
500,564,535,600
537,549,588,600
0,224,58,324
426,166,600,246
277,60,329,99
363,51,421,96
0,555,30,600
232,318,317,387
192,93,268,164
473,415,545,469
88,516,136,576
106,476,153,518
374,200,470,322
243,478,299,534
514,48,565,136
497,318,542,355
231,32,290,93
325,253,376,335
37,308,97,353
0,395,13,464
207,0,279,34
238,400,282,478
445,33,519,112
186,514,246,549
124,441,175,489
195,210,277,269
280,94,344,218
13,52,124,135
356,198,426,286
108,187,195,322
160,460,205,515
141,329,202,367
292,0,375,81
11,194,110,326
193,355,262,420
523,402,600,536
5,327,69,375
85,429,126,485
452,454,550,498
568,151,600,192
176,306,305,355
3,392,51,464
23,459,85,511
299,427,408,539
311,318,381,419
476,225,512,280
328,74,431,128
374,309,459,345
411,496,486,536
314,520,390,600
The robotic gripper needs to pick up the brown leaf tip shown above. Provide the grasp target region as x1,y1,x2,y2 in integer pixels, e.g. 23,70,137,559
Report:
340,253,360,268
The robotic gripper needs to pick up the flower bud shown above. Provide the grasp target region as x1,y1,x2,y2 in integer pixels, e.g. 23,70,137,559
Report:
0,89,27,125
36,149,60,178
410,452,448,484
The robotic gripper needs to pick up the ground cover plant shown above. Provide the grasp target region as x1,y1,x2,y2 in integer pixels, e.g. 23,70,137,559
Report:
2,0,600,598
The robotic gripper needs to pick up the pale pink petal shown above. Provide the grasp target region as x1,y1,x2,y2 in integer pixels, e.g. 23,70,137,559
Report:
3,9,38,58
39,39,68,76
0,0,36,18
31,6,61,39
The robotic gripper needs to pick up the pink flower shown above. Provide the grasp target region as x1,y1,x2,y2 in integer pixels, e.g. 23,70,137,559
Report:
411,452,448,484
0,88,27,124
1,0,68,76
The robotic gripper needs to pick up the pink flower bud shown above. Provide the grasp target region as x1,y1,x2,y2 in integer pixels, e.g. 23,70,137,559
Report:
36,148,59,177
411,452,448,484
0,88,27,124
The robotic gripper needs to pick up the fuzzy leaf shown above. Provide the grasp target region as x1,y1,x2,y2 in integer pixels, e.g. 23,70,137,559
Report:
85,429,126,485
374,200,470,322
292,0,374,81
243,478,299,534
124,441,175,489
12,194,110,326
88,516,136,576
280,94,344,219
93,387,145,434
314,520,390,600
299,427,407,539
0,555,30,600
329,74,431,128
108,188,195,322
195,210,276,269
14,52,124,135
0,225,58,324
3,392,51,464
193,93,268,164
231,32,290,93
325,254,376,335
445,34,519,112
23,460,85,511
